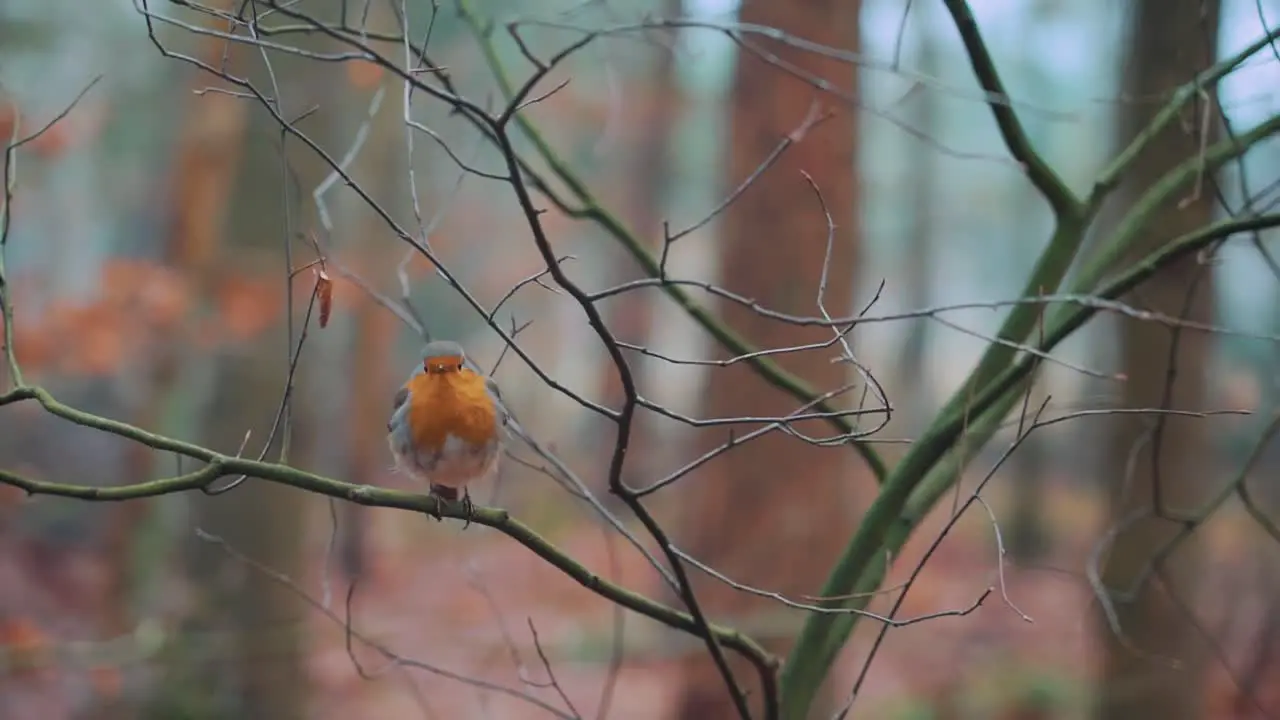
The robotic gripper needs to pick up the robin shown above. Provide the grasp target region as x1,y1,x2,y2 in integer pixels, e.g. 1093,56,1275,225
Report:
387,340,510,524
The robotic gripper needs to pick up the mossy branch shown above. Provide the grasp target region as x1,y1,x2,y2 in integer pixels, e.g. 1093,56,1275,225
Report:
0,385,778,680
784,206,1280,715
777,0,1280,710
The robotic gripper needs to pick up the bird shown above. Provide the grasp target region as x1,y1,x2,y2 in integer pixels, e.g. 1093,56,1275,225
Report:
387,339,510,525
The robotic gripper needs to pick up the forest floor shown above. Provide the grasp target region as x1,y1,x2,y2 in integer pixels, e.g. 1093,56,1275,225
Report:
298,474,1278,720
0,473,1275,719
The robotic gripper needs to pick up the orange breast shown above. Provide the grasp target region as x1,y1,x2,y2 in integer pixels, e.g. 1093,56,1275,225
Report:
405,369,498,452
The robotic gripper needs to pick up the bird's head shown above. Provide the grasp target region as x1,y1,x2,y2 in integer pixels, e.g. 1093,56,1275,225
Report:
421,340,466,375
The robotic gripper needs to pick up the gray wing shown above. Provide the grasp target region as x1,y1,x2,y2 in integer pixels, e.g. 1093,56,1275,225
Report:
387,365,423,432
485,376,550,456
387,386,409,432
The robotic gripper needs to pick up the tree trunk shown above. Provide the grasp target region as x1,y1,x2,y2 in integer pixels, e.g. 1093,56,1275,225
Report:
184,136,316,719
671,1,862,717
898,8,937,433
1096,2,1219,717
1006,11,1052,564
338,0,407,584
148,37,336,720
594,0,684,500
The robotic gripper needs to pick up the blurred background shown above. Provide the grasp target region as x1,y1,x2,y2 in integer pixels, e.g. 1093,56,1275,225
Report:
0,0,1279,718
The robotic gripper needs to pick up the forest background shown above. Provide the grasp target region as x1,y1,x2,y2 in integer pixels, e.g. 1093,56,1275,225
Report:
2,0,1280,718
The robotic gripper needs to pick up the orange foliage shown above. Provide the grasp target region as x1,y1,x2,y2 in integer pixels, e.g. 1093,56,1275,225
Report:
13,259,190,375
87,664,123,700
101,257,191,331
3,258,287,376
54,303,128,376
346,59,384,89
0,616,52,677
207,273,282,344
0,95,107,160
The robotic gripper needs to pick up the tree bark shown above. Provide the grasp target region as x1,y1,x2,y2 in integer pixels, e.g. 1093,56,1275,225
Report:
1096,2,1220,717
671,1,862,717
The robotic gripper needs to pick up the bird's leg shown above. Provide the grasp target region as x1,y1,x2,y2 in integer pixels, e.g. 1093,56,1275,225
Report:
460,487,475,530
427,484,474,527
427,483,455,522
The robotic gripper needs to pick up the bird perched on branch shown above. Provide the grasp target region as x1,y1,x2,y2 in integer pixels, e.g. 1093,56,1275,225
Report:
387,340,511,525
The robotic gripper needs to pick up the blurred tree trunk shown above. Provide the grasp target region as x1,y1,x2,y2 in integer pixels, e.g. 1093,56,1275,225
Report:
595,0,683,496
338,6,404,585
195,353,309,720
629,0,681,245
1095,1,1219,717
131,7,266,717
186,120,319,719
1006,11,1052,564
671,0,862,717
898,10,937,433
147,41,337,720
106,56,250,720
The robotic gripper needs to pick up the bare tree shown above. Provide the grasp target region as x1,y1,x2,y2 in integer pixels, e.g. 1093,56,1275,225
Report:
1095,1,1221,717
1,2,1278,719
670,0,864,717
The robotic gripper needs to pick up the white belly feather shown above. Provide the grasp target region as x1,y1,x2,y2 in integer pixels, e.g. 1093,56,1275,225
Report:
389,430,499,489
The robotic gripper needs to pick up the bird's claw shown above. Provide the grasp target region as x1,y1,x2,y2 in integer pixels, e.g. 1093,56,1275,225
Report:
427,484,448,522
461,488,475,530
427,484,475,529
